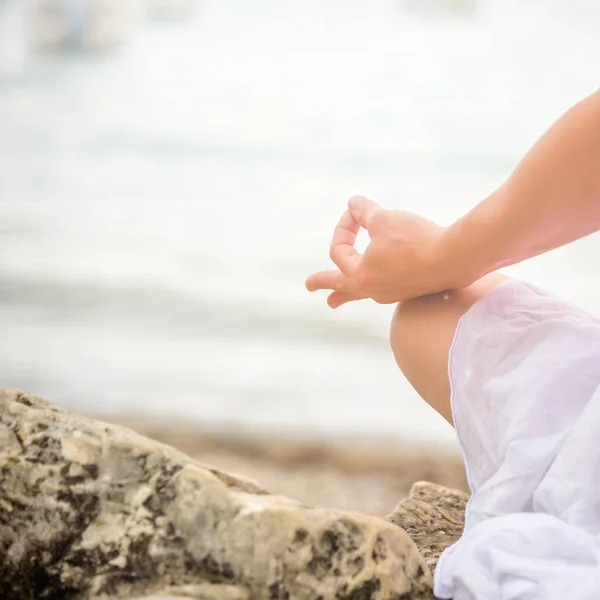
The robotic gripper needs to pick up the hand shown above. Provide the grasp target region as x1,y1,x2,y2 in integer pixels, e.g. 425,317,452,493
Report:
305,196,463,308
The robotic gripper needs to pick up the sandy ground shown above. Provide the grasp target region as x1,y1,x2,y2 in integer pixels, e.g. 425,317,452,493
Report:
116,418,469,518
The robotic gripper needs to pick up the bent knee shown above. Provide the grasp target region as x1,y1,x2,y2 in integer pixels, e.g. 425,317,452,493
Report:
390,273,509,368
390,273,509,422
390,292,459,393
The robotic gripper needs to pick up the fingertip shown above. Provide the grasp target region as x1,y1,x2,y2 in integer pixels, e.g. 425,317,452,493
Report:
348,195,365,211
326,292,338,309
347,195,381,228
328,291,361,309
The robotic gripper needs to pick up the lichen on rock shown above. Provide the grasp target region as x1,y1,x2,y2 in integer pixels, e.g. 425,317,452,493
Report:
0,389,435,600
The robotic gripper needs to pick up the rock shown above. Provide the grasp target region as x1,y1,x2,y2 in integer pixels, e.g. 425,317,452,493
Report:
0,389,433,600
126,582,249,599
385,481,468,571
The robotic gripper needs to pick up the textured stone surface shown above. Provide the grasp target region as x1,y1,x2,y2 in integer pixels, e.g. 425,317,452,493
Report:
385,481,468,570
129,421,468,518
0,389,433,600
127,583,249,599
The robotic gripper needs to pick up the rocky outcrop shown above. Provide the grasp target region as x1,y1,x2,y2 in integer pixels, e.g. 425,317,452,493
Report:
385,482,468,571
0,389,436,600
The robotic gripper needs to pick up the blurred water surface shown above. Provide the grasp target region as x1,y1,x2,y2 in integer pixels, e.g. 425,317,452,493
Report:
0,0,599,448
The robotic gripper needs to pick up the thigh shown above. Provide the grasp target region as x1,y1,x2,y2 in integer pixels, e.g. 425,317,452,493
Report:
390,273,509,424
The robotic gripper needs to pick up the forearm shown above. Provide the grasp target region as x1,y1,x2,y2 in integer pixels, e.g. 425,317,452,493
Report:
442,89,600,285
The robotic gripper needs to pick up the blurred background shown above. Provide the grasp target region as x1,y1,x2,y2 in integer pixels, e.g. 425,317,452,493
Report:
1,0,599,455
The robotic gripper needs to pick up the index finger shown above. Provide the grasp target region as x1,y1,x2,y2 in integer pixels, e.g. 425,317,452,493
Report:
329,209,360,273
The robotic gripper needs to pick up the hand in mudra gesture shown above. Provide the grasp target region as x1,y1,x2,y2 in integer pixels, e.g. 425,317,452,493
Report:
305,196,459,308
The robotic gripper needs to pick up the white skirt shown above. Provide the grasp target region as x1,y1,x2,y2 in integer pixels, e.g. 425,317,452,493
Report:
434,279,600,600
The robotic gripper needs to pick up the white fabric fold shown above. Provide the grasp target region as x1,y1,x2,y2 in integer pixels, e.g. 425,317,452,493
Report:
434,280,600,600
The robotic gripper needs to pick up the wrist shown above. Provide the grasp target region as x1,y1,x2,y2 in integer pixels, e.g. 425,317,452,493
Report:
436,215,494,291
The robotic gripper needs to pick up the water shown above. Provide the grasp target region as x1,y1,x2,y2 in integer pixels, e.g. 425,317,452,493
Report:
1,0,599,449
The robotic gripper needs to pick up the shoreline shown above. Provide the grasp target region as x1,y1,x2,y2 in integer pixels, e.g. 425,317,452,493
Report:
114,416,469,517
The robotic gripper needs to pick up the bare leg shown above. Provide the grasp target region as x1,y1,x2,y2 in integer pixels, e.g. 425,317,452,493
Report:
390,273,509,425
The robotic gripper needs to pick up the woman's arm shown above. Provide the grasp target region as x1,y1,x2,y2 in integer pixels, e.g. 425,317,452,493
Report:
442,88,600,284
306,89,600,306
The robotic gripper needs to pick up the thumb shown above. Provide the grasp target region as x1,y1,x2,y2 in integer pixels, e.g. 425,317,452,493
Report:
348,195,382,230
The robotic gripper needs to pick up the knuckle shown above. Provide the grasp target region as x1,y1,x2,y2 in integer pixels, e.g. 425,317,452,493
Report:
369,209,388,232
335,274,350,293
354,269,370,291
